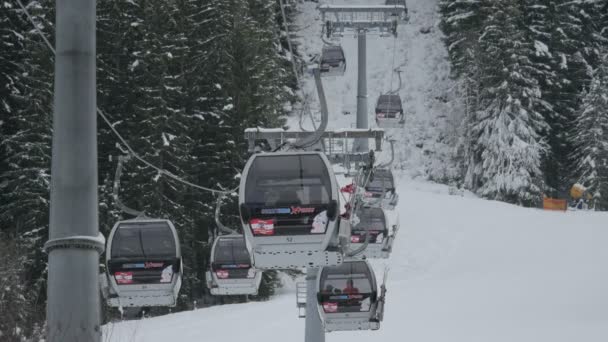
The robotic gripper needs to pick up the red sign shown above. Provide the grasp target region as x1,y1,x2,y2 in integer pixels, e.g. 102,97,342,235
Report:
216,270,230,279
290,206,315,215
115,272,133,284
323,302,338,313
145,262,164,269
340,183,355,194
250,218,275,235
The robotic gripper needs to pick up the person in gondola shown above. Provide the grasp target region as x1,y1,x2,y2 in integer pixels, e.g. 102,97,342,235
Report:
343,279,359,295
343,279,361,311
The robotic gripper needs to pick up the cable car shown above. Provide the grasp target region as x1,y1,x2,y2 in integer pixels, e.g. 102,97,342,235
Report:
350,207,398,259
100,219,182,307
375,94,404,128
239,152,346,269
320,45,346,77
206,235,262,295
316,260,386,331
385,0,409,21
361,168,399,210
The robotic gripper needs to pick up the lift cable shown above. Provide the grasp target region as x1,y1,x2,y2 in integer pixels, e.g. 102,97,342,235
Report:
278,0,318,132
16,0,239,196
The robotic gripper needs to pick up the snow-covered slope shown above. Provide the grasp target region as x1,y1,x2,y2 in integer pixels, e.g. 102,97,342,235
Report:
103,1,608,341
104,179,608,342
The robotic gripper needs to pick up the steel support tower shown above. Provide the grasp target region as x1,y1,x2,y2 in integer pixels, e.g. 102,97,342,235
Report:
319,5,405,153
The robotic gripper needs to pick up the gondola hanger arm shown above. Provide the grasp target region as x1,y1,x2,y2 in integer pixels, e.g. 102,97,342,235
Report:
215,193,238,236
113,154,148,219
378,139,395,168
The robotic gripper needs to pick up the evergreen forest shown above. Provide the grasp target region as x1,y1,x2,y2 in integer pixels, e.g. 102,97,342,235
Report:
1,0,607,340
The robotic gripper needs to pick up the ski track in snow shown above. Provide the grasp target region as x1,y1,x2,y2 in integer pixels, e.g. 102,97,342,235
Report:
104,1,608,341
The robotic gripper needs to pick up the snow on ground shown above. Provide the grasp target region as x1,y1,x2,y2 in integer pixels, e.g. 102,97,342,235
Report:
104,178,608,342
104,1,608,341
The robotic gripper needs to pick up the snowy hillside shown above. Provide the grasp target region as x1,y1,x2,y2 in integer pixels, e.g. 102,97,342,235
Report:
103,0,608,341
104,178,608,342
293,0,461,178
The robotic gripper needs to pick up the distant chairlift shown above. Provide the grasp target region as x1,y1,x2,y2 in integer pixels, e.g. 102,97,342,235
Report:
350,207,398,259
316,260,386,332
320,45,346,77
239,152,348,269
385,0,409,21
361,168,399,210
206,235,262,296
375,94,405,128
101,219,183,307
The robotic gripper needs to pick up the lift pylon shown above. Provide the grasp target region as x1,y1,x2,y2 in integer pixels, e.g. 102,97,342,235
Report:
319,5,405,37
319,5,405,153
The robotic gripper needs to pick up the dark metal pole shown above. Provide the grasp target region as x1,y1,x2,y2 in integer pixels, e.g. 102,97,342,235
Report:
46,0,102,341
355,29,369,152
304,267,325,342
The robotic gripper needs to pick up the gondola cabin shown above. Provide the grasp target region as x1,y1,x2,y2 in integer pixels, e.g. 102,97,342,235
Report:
206,235,262,296
101,219,182,307
316,260,385,332
375,94,404,128
350,207,397,259
385,0,409,21
320,45,346,77
361,168,399,210
239,152,345,269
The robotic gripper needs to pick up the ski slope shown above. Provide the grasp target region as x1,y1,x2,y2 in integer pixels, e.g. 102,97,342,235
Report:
104,179,608,342
104,0,608,341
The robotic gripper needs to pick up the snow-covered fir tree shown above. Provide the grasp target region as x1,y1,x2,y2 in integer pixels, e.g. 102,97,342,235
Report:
465,0,548,205
439,0,608,203
0,1,54,340
570,51,608,210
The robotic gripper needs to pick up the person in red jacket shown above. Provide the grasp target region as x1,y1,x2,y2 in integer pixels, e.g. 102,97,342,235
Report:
342,279,361,310
343,279,359,295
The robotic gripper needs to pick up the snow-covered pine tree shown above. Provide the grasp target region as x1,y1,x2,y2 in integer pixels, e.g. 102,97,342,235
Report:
466,0,548,205
570,51,608,210
540,0,602,193
0,236,44,341
96,0,149,236
438,0,484,80
520,0,564,194
439,0,490,184
0,2,27,178
0,0,54,336
0,7,47,338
